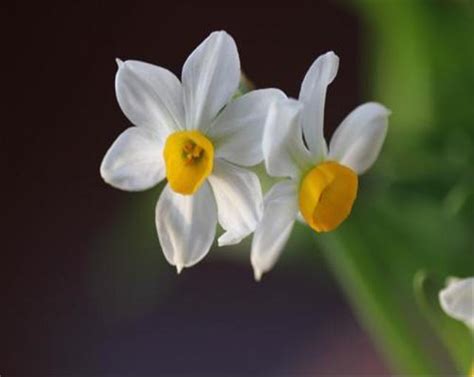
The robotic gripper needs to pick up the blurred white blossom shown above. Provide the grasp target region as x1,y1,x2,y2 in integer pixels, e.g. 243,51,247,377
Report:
439,276,474,329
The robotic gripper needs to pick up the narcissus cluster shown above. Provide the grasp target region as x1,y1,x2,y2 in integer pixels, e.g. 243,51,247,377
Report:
100,31,390,279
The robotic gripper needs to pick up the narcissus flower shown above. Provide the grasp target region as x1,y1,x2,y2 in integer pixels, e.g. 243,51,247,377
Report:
101,31,284,272
439,277,474,329
251,51,390,280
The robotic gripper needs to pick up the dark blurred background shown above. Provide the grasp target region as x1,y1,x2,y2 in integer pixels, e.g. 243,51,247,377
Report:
2,1,390,375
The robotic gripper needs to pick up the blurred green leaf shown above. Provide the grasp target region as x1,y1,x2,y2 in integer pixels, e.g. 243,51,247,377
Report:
320,0,474,374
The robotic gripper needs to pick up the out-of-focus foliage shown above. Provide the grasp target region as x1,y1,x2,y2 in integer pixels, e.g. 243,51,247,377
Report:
318,0,474,374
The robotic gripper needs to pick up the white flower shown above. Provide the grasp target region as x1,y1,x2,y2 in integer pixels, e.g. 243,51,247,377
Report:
439,277,474,329
100,31,285,273
251,51,390,280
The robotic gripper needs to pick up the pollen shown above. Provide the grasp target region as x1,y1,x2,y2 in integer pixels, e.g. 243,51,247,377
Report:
299,161,358,232
182,140,204,163
164,131,214,195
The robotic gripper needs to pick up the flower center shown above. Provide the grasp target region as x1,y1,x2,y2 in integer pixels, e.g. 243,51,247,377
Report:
299,161,358,232
164,130,214,195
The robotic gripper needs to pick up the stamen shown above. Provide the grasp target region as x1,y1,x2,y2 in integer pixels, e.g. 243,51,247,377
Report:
182,141,205,164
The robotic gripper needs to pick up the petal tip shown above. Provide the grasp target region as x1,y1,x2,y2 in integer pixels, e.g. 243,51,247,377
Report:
98,157,115,188
176,264,184,274
325,50,339,60
253,268,263,282
115,58,124,68
378,104,391,117
366,102,392,117
218,231,248,247
99,159,107,179
210,30,231,39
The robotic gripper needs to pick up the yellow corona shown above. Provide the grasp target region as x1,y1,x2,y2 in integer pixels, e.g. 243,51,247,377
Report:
164,131,214,195
299,161,358,232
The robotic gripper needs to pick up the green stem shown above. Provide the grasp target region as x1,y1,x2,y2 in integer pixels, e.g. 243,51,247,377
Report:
317,232,440,375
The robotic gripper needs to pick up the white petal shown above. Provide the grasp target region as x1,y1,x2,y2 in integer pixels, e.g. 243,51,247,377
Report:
439,277,474,328
328,102,390,174
251,180,299,281
155,182,217,272
182,31,240,131
116,59,184,138
100,127,165,191
209,89,286,166
208,159,263,246
263,99,313,179
299,51,339,159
